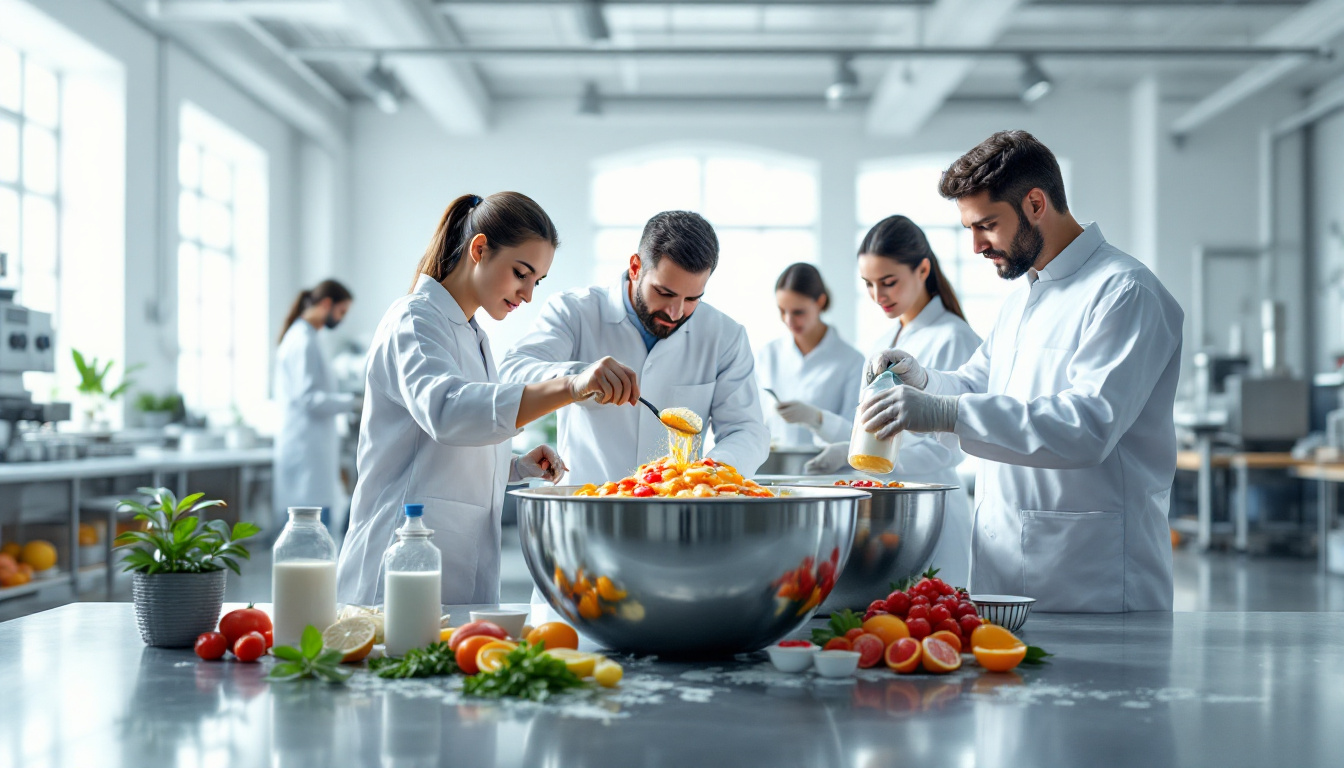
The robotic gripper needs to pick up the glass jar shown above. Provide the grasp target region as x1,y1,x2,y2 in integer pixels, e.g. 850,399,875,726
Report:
848,371,903,475
383,504,443,657
272,506,338,647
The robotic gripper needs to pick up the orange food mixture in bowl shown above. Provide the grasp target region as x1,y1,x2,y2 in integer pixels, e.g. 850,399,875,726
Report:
574,456,776,499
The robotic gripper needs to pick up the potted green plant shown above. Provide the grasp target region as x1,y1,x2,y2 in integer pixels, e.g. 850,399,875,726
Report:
134,392,183,430
72,349,142,431
114,487,260,648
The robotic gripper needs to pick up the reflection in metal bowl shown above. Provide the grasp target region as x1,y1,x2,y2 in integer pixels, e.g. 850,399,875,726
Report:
759,478,956,611
510,485,866,657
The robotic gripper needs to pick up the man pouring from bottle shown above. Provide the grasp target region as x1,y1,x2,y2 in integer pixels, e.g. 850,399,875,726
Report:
860,131,1184,612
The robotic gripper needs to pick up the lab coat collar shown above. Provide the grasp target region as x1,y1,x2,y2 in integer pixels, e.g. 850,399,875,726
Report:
602,272,695,336
900,294,949,338
1030,222,1104,284
413,273,471,326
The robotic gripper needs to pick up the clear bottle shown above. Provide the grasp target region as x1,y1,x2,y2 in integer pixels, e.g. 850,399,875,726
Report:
848,371,903,475
383,504,443,657
272,506,338,647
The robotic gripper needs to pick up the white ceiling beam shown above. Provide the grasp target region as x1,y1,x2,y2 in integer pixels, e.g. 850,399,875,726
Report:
148,0,347,24
865,0,1021,136
340,0,491,134
1170,0,1344,140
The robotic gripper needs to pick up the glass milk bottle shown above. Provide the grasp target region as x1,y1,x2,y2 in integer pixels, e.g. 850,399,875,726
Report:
272,506,338,646
848,371,903,475
383,504,442,657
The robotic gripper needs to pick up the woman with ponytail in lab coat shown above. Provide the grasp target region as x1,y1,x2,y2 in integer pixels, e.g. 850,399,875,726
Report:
805,216,981,586
274,280,357,534
336,192,641,606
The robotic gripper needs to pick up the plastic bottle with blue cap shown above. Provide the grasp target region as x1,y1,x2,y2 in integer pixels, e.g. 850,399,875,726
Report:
383,502,442,656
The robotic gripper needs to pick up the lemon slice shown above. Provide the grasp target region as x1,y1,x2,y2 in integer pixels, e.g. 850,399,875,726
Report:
475,640,518,673
594,659,623,688
322,617,377,663
543,648,600,678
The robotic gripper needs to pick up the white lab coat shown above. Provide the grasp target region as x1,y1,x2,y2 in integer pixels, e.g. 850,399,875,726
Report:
867,295,981,587
925,224,1183,612
273,321,356,524
755,327,865,447
500,274,770,486
336,275,526,607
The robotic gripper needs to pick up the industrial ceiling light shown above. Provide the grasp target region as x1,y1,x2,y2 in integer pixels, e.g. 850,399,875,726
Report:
1019,55,1052,103
364,58,401,114
579,81,602,115
825,55,859,109
578,1,610,42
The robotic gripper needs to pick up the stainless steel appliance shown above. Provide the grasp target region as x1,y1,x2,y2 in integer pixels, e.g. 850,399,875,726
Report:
1225,374,1310,451
512,484,865,656
0,286,71,459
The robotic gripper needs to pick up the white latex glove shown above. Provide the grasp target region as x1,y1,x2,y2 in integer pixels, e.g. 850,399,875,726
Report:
863,348,929,389
803,443,850,475
511,444,567,483
860,385,959,439
568,356,640,405
776,400,823,427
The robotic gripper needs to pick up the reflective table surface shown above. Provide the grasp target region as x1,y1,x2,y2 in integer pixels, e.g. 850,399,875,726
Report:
4,603,1343,767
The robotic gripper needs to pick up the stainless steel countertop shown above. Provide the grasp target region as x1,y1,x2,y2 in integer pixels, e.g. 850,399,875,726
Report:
4,603,1343,767
0,447,273,484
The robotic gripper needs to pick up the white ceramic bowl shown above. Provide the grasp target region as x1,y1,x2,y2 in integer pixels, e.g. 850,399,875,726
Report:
813,649,861,678
469,609,529,640
765,643,819,673
970,595,1036,633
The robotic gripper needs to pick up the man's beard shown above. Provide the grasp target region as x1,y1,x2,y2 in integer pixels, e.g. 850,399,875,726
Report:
986,208,1045,280
633,277,691,339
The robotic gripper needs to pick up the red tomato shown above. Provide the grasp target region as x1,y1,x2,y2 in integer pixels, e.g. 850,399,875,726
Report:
823,636,852,651
958,615,986,636
906,604,929,622
262,628,273,648
910,594,931,607
232,631,266,662
642,471,663,484
194,631,227,660
632,485,656,498
844,628,865,641
702,458,716,467
934,618,961,637
448,620,510,651
928,605,952,625
219,605,273,646
955,602,979,618
906,618,932,640
884,591,911,616
852,633,885,668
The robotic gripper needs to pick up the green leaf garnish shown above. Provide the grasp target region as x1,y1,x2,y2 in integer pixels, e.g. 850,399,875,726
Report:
266,624,352,684
368,641,459,679
1021,645,1053,665
461,641,588,702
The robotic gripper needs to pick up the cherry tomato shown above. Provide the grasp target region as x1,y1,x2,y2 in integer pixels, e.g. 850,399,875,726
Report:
867,599,886,615
928,605,952,625
703,458,716,467
884,591,911,616
910,594,931,607
906,618,932,640
194,631,227,661
262,629,273,649
934,618,961,637
448,620,510,651
906,604,929,622
777,640,813,648
632,485,656,498
823,637,852,651
959,615,986,636
955,602,979,619
642,471,663,484
219,605,273,647
232,631,266,662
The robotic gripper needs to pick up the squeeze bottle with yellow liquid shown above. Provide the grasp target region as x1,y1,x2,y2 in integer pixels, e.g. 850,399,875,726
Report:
848,371,902,475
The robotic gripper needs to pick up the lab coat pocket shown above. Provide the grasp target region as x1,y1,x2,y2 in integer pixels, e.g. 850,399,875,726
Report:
420,497,490,600
1021,509,1124,613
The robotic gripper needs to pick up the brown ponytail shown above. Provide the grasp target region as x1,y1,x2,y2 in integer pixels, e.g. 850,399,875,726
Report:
412,191,559,292
278,279,353,344
858,215,967,321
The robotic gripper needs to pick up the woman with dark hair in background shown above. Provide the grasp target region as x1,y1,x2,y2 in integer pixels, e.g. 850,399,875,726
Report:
273,279,357,535
336,192,633,606
755,263,865,448
804,215,981,585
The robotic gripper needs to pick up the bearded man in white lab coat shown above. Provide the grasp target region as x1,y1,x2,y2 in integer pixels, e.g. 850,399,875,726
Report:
862,131,1183,612
500,210,770,484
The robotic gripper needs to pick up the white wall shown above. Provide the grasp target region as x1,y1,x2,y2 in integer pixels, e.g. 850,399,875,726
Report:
343,85,1135,361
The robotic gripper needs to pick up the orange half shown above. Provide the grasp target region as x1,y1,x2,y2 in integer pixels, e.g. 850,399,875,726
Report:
475,640,518,673
974,645,1028,673
920,637,962,673
969,623,1023,651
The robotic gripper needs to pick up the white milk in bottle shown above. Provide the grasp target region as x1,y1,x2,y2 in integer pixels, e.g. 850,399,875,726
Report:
383,504,442,656
271,507,339,646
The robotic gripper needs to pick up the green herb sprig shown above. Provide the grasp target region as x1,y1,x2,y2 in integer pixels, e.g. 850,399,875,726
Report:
811,608,864,647
462,641,588,702
1022,645,1054,665
267,625,352,684
368,641,459,679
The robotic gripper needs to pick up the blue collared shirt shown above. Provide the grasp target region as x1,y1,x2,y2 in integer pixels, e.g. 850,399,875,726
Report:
622,281,660,352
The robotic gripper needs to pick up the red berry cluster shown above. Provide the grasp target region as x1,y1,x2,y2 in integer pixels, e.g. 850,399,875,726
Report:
864,575,983,649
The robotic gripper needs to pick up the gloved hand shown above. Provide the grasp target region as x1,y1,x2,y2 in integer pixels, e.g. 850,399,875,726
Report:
863,348,928,389
568,356,640,405
803,443,850,475
860,385,959,439
512,444,567,483
776,400,823,427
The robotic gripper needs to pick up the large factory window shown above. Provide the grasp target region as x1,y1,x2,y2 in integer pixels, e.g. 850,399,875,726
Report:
591,146,819,353
176,102,269,426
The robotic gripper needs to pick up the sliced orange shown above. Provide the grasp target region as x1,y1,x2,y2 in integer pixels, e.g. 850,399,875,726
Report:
974,645,1028,673
475,640,518,673
862,614,910,647
920,636,962,673
969,623,1023,651
596,576,627,602
885,636,922,674
929,629,962,655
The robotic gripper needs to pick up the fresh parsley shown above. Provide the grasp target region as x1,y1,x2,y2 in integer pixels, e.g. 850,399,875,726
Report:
367,641,459,679
461,641,588,702
267,625,352,684
811,608,864,646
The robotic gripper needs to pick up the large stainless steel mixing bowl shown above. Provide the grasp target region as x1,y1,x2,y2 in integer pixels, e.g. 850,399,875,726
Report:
511,485,866,657
759,478,957,611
